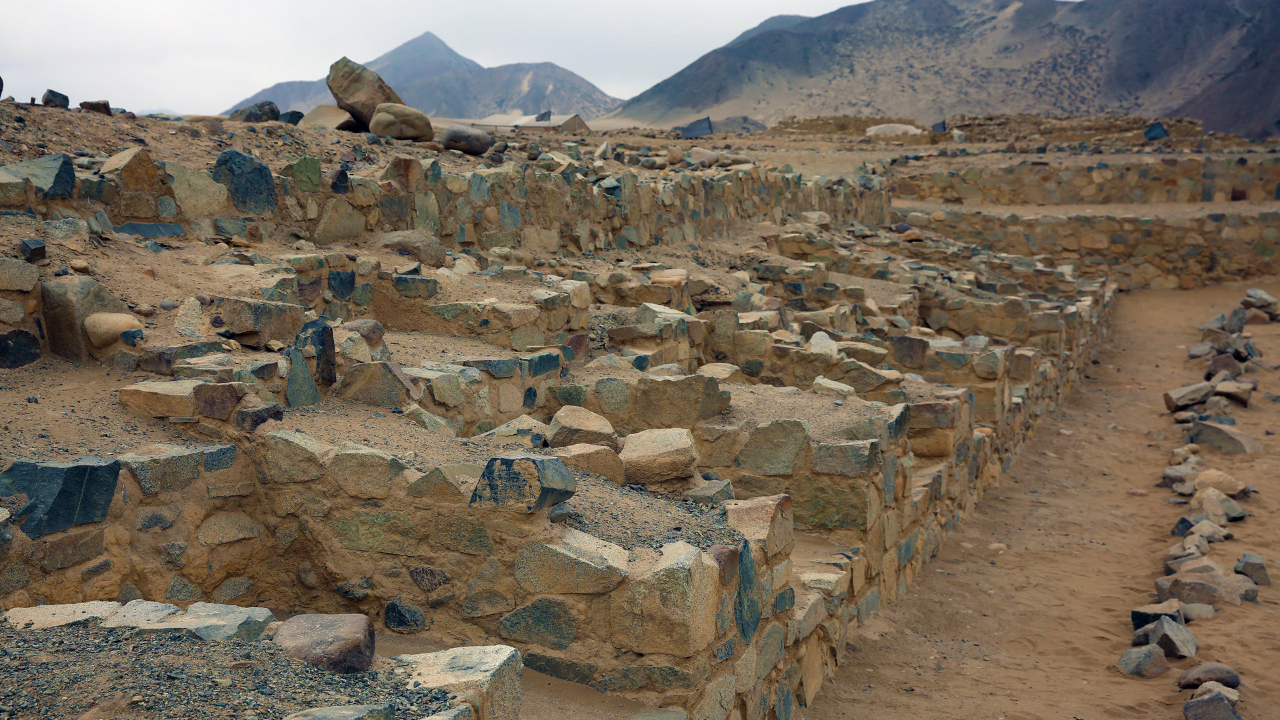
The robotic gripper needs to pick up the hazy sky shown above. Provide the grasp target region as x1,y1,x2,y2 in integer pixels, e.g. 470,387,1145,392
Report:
3,0,862,115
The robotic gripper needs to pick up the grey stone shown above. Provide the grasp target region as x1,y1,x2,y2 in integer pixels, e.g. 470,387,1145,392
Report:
283,706,393,720
1147,616,1197,657
397,646,522,720
499,598,577,649
1234,552,1270,585
102,600,181,628
384,596,427,633
119,444,203,494
441,126,494,156
134,602,276,641
1118,644,1169,678
1182,693,1244,720
0,457,120,538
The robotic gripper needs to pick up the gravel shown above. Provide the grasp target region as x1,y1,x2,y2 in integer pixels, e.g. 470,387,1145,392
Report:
562,474,745,550
0,619,450,720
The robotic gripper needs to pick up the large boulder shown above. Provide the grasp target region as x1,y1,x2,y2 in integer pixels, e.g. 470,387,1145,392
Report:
326,57,403,130
228,101,280,123
273,614,375,674
369,103,433,141
441,125,494,156
298,104,359,131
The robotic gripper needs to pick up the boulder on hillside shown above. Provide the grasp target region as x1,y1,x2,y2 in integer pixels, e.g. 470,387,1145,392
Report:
441,125,494,156
299,104,358,131
229,101,280,123
41,89,69,109
369,103,433,141
326,57,403,130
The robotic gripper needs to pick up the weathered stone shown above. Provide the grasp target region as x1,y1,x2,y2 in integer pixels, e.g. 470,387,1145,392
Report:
499,598,577,649
384,596,428,634
1178,662,1241,689
42,276,129,361
1234,552,1270,585
196,511,261,545
1155,571,1257,606
610,542,718,657
398,646,522,720
685,475,734,506
1182,693,1244,720
810,440,878,478
298,105,358,131
329,511,416,555
285,347,321,408
4,601,120,629
211,296,304,349
1147,616,1197,657
193,382,248,420
329,442,408,499
1118,644,1170,678
0,457,119,538
441,125,494,156
548,405,617,451
551,444,624,484
631,375,729,428
119,444,203,494
0,153,74,200
164,161,232,216
211,149,276,214
1130,599,1183,630
135,602,277,641
229,100,279,123
327,57,403,129
334,362,421,407
406,464,481,503
369,103,433,141
0,329,41,369
101,599,181,628
619,428,699,485
265,430,335,484
315,198,367,245
725,495,794,558
433,516,494,555
470,453,576,513
515,528,628,594
1187,420,1264,454
736,420,809,476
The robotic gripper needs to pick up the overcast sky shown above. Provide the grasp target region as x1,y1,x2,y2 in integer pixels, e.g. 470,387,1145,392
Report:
3,0,862,115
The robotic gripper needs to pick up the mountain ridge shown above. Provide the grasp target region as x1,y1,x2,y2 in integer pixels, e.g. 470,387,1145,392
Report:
608,0,1280,138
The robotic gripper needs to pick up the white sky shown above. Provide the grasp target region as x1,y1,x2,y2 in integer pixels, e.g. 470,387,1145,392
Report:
2,0,862,115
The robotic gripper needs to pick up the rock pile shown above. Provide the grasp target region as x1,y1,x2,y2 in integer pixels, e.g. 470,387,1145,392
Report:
1118,289,1273,719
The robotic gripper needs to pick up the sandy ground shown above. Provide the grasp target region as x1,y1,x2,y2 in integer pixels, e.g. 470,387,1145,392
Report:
807,281,1280,720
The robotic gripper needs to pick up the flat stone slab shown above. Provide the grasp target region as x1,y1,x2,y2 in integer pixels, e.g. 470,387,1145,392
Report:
283,706,393,720
4,601,120,629
101,599,181,627
133,602,277,641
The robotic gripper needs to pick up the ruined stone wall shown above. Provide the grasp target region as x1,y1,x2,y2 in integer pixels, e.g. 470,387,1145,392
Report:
902,207,1280,290
894,157,1280,205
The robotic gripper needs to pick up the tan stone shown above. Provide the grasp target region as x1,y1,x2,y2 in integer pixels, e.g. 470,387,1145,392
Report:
609,542,718,657
297,104,357,131
548,405,617,451
1194,468,1246,497
265,430,335,484
398,646,522,720
328,442,408,499
724,495,794,557
696,363,745,384
369,103,434,141
619,428,699,485
119,379,203,418
552,444,624,484
83,312,142,348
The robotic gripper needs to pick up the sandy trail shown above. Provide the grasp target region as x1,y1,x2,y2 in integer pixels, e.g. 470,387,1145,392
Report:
807,281,1280,720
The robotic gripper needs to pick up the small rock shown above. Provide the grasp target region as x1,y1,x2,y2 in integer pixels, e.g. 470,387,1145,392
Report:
384,596,427,633
1118,644,1170,678
1177,662,1241,689
1234,552,1270,585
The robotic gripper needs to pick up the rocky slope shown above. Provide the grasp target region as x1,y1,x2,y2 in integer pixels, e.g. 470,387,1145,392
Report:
227,31,621,121
608,0,1280,138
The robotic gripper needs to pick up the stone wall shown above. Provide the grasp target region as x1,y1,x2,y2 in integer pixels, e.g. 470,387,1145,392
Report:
894,157,1280,205
902,207,1280,290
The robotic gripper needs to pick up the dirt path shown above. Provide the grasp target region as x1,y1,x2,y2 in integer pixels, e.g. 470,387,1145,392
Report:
809,282,1280,720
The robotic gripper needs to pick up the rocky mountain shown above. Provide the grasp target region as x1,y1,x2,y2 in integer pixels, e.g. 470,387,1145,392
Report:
609,0,1280,138
227,32,621,121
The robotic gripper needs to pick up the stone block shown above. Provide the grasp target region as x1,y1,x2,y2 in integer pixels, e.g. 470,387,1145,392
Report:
4,601,121,629
551,444,624,484
211,296,305,349
334,362,422,407
1187,420,1265,454
119,444,203,494
284,707,393,720
499,598,577,649
265,430,336,483
470,454,576,513
0,457,119,538
548,406,618,451
1118,644,1170,678
619,428,698,485
810,440,879,478
610,542,718,657
736,420,809,476
398,645,522,720
101,599,181,628
724,495,794,557
196,511,262,545
41,276,129,361
135,602,277,641
407,464,483,503
211,148,277,214
328,442,408,499
515,528,628,594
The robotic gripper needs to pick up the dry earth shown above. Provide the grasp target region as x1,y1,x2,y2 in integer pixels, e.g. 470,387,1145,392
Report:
806,282,1280,720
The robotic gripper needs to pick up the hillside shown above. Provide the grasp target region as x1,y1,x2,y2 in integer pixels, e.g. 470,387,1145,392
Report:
227,31,621,121
608,0,1280,138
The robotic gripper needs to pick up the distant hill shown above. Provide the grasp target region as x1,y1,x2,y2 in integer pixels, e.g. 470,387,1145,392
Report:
226,32,621,121
607,0,1280,138
726,15,810,46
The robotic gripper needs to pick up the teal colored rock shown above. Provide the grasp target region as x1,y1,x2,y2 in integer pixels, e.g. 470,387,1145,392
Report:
287,157,322,192
394,274,438,299
500,201,521,230
0,154,74,199
471,453,576,513
285,347,320,407
352,283,373,307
